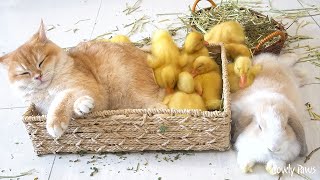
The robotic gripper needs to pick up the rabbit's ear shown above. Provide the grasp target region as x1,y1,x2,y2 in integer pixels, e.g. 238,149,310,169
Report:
231,110,253,143
288,112,308,156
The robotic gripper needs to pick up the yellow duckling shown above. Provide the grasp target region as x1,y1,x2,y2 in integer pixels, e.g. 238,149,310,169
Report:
228,61,262,93
204,21,245,44
204,21,252,64
225,43,252,59
180,31,209,72
98,35,132,43
153,64,180,94
147,30,180,68
147,30,181,93
233,56,256,88
163,72,206,110
192,56,222,110
109,35,131,43
227,63,241,93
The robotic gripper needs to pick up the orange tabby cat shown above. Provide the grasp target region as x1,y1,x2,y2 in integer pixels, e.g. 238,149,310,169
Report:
0,21,166,137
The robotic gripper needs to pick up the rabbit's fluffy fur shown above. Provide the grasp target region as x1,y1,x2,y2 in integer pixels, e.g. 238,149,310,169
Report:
231,53,308,174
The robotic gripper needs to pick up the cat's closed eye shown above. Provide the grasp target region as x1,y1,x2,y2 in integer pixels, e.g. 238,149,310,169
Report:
38,59,46,68
38,56,48,68
18,72,30,76
38,60,45,68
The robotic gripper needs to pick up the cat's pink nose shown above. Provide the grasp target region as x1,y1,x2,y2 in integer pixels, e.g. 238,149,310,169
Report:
34,74,42,81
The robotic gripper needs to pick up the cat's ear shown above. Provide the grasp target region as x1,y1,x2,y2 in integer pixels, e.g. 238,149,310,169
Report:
38,19,47,41
32,19,48,43
0,53,9,66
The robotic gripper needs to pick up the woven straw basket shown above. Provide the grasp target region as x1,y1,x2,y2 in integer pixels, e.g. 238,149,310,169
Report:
22,43,231,155
192,0,288,55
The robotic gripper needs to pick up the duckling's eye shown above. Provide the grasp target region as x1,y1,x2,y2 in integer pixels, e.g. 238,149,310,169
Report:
258,125,262,131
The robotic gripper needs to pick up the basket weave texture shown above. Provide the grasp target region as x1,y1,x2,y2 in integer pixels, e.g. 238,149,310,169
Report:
22,43,231,155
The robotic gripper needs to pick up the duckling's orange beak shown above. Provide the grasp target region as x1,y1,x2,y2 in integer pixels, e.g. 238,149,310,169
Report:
166,87,174,94
204,41,209,46
239,74,247,88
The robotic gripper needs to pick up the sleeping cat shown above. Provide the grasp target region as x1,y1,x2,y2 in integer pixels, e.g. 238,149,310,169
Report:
0,21,166,137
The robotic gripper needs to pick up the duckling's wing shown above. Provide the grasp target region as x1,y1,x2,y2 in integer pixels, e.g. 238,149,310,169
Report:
179,52,189,68
251,64,263,75
163,94,173,105
147,54,162,69
194,78,203,96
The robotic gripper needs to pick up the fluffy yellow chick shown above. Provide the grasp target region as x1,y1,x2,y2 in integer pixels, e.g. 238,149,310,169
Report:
163,72,206,110
153,65,180,94
225,43,251,59
109,35,131,43
147,30,180,68
233,56,255,88
227,62,262,93
204,21,245,44
147,30,181,93
180,32,209,72
97,35,132,43
227,63,241,93
192,56,222,110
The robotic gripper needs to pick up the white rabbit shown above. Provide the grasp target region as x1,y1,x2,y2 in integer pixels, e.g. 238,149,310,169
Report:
231,53,308,175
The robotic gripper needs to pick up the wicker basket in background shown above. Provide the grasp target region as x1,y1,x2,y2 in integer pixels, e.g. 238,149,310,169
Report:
191,0,288,55
23,43,231,155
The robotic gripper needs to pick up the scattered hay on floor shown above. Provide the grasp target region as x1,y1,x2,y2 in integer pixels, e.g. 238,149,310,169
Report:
123,0,142,15
304,146,320,163
0,169,36,179
305,103,320,121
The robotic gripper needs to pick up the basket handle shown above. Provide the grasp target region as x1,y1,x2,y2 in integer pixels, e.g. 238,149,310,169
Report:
192,0,217,12
254,31,286,53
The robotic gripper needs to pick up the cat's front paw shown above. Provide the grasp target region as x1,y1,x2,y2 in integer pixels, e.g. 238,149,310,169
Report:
266,159,286,175
74,96,95,116
46,114,69,138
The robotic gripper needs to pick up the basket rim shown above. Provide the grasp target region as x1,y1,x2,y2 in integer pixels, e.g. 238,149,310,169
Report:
23,43,231,121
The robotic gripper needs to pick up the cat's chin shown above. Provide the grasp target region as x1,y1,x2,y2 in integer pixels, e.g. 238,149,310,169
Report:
36,79,52,89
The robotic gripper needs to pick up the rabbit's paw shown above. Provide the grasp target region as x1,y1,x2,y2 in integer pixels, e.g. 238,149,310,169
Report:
239,161,254,173
237,152,255,173
46,114,70,138
266,159,286,175
74,96,95,116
